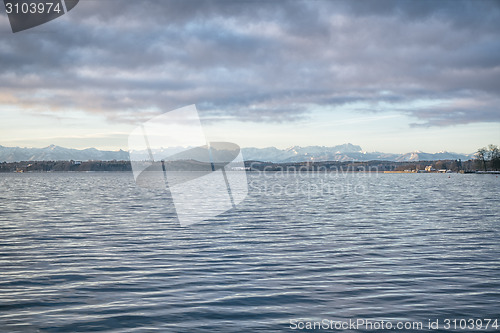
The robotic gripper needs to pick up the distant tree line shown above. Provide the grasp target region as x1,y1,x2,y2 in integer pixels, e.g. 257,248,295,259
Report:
394,159,467,172
0,160,131,173
0,153,498,173
246,160,473,172
475,144,500,171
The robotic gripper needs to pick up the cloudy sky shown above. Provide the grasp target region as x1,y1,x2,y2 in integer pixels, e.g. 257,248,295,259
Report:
1,0,499,153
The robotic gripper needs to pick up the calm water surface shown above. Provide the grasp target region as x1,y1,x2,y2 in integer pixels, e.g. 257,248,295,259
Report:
0,172,499,332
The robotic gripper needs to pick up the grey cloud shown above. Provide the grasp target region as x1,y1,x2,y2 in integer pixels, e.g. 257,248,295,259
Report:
0,0,499,126
409,107,500,127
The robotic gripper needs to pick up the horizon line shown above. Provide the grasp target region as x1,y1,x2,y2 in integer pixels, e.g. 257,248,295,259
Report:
0,142,481,156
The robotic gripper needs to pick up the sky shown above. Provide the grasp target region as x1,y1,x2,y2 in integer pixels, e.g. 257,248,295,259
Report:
0,0,499,154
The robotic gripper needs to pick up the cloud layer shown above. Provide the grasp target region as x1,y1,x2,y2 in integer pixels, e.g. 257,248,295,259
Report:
1,0,499,126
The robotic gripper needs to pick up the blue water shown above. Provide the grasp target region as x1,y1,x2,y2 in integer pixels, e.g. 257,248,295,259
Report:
0,172,499,332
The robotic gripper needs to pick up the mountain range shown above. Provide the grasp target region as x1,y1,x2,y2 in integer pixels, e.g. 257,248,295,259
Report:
0,143,474,163
242,143,474,162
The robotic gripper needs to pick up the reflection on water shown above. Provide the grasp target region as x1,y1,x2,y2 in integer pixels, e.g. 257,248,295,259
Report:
0,172,499,332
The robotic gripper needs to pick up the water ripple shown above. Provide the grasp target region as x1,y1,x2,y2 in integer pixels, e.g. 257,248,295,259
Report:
0,172,499,332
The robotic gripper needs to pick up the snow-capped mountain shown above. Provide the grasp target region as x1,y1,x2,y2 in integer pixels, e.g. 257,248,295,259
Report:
242,145,472,162
394,151,474,162
0,144,129,163
0,144,474,163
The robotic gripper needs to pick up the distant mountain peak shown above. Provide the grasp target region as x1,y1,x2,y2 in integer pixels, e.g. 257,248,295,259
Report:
240,145,472,163
0,145,129,163
0,143,474,163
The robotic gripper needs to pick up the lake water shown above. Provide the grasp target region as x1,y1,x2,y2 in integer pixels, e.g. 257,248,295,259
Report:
0,172,499,332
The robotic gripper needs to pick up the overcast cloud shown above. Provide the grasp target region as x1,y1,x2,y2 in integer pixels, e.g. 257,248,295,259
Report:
1,0,499,126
